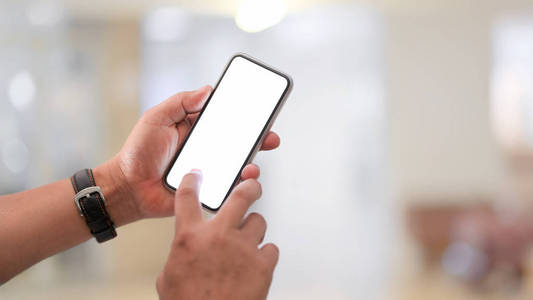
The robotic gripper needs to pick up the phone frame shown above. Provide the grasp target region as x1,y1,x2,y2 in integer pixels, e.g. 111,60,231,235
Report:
163,53,293,212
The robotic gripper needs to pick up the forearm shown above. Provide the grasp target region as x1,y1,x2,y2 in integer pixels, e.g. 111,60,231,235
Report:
0,159,137,283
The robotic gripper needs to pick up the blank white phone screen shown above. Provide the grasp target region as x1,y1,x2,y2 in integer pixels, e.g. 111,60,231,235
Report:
166,56,289,210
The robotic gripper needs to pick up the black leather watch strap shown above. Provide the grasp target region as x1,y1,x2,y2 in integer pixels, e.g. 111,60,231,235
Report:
71,169,117,243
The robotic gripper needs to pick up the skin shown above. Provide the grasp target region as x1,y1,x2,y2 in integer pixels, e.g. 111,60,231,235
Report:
157,171,278,300
0,85,281,294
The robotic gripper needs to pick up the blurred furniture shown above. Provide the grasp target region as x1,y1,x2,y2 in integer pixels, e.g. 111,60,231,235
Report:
408,201,533,293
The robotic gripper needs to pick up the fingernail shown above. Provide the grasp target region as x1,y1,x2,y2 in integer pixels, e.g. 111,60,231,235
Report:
200,86,210,101
190,169,203,182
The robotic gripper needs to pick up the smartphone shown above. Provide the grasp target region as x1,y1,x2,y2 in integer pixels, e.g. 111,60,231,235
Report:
164,53,293,212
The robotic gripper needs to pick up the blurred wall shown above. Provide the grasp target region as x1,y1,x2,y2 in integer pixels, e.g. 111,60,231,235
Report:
386,3,509,204
384,1,533,299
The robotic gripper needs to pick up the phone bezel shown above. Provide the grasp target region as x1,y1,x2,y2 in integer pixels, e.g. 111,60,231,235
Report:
163,53,293,212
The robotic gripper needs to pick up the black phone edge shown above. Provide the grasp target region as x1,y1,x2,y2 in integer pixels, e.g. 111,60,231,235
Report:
162,52,293,212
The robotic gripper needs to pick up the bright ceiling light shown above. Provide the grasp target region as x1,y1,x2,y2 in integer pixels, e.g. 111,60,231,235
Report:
235,0,287,33
8,70,36,111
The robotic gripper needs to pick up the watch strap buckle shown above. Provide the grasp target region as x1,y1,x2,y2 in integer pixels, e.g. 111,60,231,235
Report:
74,186,105,217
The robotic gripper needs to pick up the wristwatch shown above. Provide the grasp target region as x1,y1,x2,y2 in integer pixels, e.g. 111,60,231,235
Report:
71,169,117,243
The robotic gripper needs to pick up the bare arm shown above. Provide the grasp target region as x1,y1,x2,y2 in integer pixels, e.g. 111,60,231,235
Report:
0,161,133,283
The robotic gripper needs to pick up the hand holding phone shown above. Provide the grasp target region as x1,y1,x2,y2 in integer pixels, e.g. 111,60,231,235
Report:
165,54,293,211
106,73,283,222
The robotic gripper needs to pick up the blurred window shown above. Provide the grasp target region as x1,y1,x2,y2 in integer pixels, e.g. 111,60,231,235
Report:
492,16,533,150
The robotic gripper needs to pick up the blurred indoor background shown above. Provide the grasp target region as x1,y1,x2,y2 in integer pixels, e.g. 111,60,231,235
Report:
2,0,533,299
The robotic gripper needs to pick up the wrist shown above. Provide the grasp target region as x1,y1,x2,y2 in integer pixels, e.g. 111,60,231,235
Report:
92,158,140,226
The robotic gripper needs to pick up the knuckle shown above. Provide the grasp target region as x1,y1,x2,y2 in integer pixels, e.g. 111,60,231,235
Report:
249,212,266,228
232,188,249,202
234,180,261,201
264,243,280,262
176,186,196,199
173,230,196,250
175,91,190,101
269,243,280,256
157,267,177,294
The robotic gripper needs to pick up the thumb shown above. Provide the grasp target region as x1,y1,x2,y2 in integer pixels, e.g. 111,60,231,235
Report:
174,169,203,228
146,85,211,126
